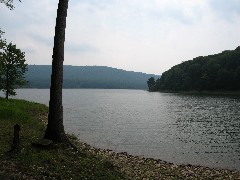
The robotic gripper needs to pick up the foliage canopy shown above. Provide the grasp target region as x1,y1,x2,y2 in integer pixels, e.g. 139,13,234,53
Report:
0,0,21,10
0,29,6,49
152,46,240,92
147,77,155,91
0,42,27,99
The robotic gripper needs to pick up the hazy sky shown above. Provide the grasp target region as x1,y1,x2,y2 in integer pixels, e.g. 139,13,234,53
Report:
1,0,240,75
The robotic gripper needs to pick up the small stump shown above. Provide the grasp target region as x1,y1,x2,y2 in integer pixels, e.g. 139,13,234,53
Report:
10,124,21,152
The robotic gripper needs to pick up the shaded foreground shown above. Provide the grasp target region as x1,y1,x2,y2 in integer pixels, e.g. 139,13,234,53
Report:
0,98,239,179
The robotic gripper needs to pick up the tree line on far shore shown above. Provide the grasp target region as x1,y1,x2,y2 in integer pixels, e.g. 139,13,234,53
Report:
148,46,240,92
25,65,159,90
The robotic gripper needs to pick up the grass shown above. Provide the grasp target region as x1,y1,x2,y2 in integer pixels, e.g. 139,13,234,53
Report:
0,97,239,179
0,98,47,155
0,97,126,179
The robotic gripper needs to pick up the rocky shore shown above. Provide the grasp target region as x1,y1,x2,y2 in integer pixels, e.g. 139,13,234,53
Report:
72,138,240,179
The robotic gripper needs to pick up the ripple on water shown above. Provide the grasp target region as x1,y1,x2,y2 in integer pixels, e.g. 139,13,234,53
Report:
11,89,240,170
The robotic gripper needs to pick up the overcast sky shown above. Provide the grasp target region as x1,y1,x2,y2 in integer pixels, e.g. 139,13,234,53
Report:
1,0,240,75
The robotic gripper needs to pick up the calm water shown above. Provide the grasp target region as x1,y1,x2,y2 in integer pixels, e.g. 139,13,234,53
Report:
3,89,240,170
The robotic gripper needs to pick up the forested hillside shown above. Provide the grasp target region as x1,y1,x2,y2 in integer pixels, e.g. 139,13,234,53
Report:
25,65,159,89
153,46,240,91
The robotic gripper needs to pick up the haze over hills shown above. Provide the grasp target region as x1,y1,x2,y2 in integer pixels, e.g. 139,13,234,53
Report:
25,65,160,90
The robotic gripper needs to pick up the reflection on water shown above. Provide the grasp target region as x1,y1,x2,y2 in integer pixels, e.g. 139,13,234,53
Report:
165,94,240,170
5,89,240,170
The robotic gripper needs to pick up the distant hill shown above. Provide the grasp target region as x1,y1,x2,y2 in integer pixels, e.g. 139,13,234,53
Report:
24,65,160,89
152,46,240,92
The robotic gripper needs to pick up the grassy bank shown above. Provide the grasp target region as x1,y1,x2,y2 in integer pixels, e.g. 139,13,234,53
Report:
0,97,239,179
0,98,125,179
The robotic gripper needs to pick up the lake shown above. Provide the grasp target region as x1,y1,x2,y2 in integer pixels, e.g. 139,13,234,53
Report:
3,89,240,170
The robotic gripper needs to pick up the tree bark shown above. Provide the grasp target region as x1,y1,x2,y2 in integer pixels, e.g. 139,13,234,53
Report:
6,67,9,100
44,0,69,142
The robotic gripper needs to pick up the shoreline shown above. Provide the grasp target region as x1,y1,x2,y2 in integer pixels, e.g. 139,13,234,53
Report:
151,90,240,95
80,142,239,171
70,137,240,179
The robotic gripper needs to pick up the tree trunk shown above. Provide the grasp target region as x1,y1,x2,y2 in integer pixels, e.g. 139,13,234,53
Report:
6,90,8,99
6,67,9,100
44,0,69,142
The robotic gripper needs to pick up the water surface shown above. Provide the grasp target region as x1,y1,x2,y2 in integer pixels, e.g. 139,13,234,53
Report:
3,89,240,170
